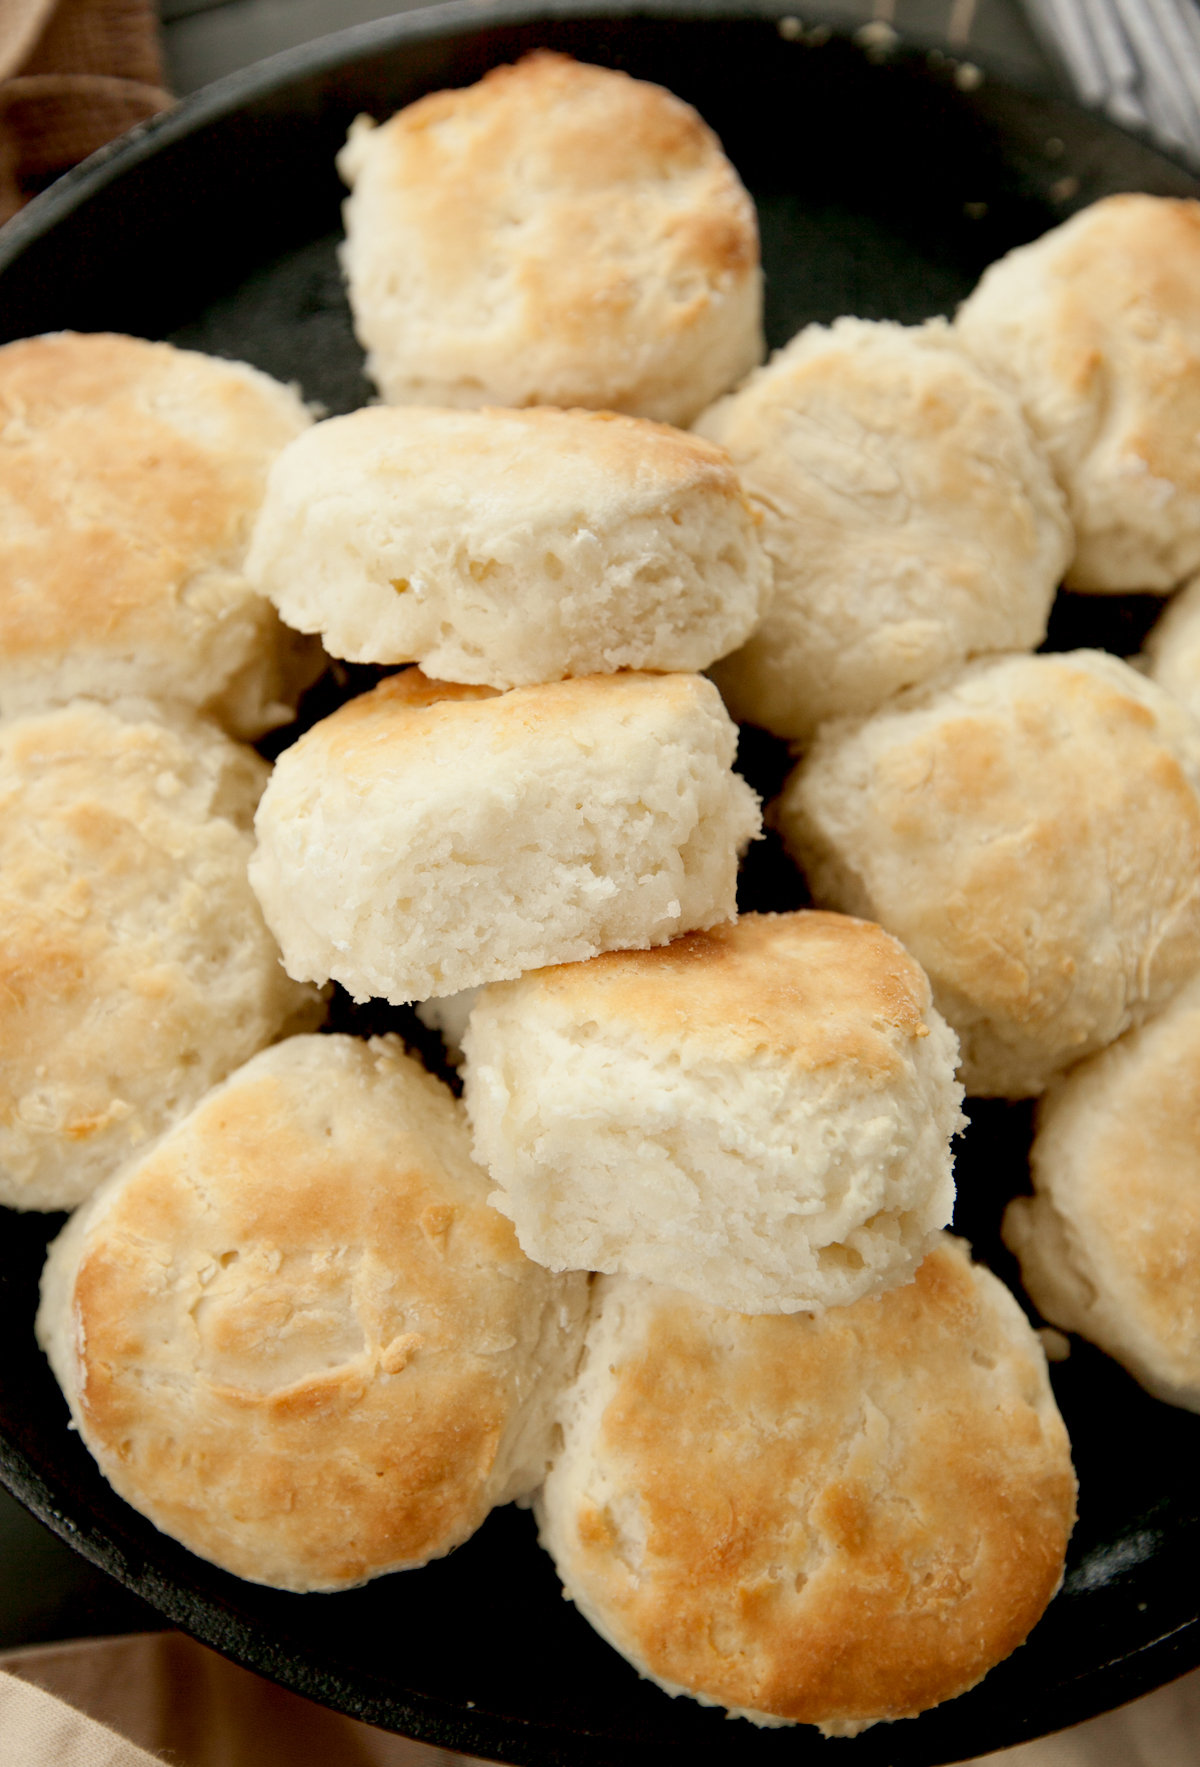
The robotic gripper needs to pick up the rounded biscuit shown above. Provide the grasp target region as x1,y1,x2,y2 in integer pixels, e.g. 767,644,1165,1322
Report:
0,698,323,1212
537,1239,1076,1734
337,52,762,426
1143,573,1200,724
246,405,770,688
37,1033,589,1592
1004,969,1200,1410
776,651,1200,1097
696,318,1071,742
956,195,1200,591
250,668,762,1005
0,332,319,738
464,911,963,1313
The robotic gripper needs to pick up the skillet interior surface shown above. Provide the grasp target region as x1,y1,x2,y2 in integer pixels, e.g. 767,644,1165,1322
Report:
0,9,1199,1761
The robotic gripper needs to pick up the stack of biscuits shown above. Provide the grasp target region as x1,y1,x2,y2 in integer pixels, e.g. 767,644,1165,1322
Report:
19,41,1200,1744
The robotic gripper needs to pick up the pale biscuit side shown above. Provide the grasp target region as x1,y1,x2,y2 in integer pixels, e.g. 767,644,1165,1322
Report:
250,670,762,1004
1143,574,1200,725
415,988,481,1065
1004,970,1200,1410
246,405,770,687
464,913,963,1313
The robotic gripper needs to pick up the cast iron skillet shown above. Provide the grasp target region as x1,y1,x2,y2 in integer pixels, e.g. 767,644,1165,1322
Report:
1,6,1200,1762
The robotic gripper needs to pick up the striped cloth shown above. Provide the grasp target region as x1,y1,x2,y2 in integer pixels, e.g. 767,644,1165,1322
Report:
1024,0,1200,164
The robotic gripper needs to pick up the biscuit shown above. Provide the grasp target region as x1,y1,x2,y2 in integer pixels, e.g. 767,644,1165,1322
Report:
776,651,1200,1097
0,332,320,738
250,668,761,1005
37,1034,589,1592
464,912,963,1313
537,1238,1076,1735
1143,574,1200,724
695,318,1071,742
956,195,1200,591
246,405,770,688
1004,969,1200,1410
0,698,323,1212
337,52,762,426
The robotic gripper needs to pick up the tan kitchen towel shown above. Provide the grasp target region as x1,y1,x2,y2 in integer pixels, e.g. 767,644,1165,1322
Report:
981,1655,1200,1764
0,1667,163,1766
0,0,172,225
0,1632,475,1766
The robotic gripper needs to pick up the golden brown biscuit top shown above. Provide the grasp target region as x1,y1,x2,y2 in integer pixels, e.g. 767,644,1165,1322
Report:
307,666,718,773
505,911,934,1078
67,1037,545,1589
563,1240,1075,1727
393,52,718,189
300,402,743,500
340,51,758,339
0,331,306,660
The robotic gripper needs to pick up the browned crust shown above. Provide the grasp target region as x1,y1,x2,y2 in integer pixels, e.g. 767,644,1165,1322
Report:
70,1053,540,1588
312,666,710,770
0,331,299,660
362,51,759,340
558,1243,1075,1725
503,911,934,1076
